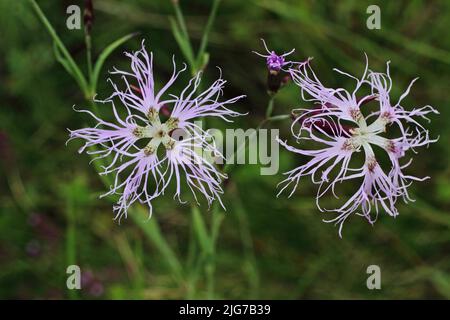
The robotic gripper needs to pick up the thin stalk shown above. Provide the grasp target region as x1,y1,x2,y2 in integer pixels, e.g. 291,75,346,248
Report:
29,0,88,95
222,93,288,173
205,204,224,299
85,33,93,92
196,0,221,69
169,1,225,297
234,191,259,298
191,204,224,299
172,0,190,40
131,210,184,284
133,238,145,299
265,95,275,118
185,222,200,299
6,169,33,212
170,0,196,72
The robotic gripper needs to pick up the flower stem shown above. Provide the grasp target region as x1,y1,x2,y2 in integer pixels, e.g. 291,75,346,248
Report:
234,191,259,298
131,209,184,284
223,94,289,174
29,0,88,95
191,204,224,299
172,0,190,40
85,33,93,91
206,204,224,299
196,0,221,70
170,0,196,73
266,95,275,118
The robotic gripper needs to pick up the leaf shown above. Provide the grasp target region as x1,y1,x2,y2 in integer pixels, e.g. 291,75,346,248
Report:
29,0,88,94
191,206,212,253
169,17,195,71
131,207,184,283
91,33,138,94
53,41,75,77
198,52,210,71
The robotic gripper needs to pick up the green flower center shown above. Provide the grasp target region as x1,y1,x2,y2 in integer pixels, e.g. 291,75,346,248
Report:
133,107,180,156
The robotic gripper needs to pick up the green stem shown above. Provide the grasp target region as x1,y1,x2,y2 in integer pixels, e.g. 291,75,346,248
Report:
131,210,184,284
186,222,200,299
191,204,224,299
85,33,93,91
29,0,89,95
222,93,288,174
234,191,259,298
206,204,224,299
170,0,196,72
265,95,275,118
172,0,190,40
196,0,221,70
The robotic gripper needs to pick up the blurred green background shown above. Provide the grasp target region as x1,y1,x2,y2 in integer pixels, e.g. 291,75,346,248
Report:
1,0,449,299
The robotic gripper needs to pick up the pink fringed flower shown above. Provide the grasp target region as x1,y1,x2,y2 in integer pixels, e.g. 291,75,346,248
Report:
69,42,245,220
278,56,438,236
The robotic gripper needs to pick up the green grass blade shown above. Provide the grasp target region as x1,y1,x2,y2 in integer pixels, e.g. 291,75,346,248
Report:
191,206,211,253
131,208,184,283
196,0,221,70
169,17,196,72
29,0,88,95
91,33,138,95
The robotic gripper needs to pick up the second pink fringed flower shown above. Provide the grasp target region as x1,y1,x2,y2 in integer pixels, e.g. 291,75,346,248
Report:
279,56,438,236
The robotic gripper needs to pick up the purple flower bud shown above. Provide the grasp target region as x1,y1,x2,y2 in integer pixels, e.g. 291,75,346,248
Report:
266,52,285,73
254,39,310,94
253,38,295,74
83,0,94,35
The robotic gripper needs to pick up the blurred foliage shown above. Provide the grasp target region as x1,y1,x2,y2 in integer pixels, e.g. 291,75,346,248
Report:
0,0,449,299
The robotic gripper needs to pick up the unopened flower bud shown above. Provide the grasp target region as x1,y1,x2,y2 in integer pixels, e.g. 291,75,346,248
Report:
84,0,94,35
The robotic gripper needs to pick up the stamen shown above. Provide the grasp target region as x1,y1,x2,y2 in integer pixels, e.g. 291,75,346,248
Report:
386,140,397,153
349,108,363,121
163,137,175,150
380,111,393,124
165,117,179,131
367,157,378,173
341,138,357,151
147,107,159,122
133,126,145,138
143,145,155,156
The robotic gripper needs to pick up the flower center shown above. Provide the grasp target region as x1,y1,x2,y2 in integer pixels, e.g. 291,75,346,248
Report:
133,107,179,156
